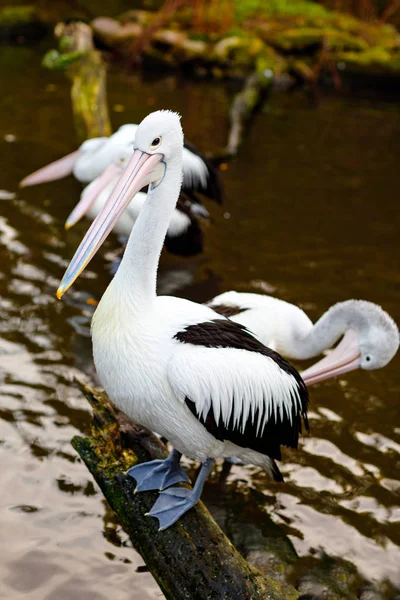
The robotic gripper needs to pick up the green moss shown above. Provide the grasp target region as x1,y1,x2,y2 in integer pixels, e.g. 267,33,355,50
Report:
255,46,286,76
335,46,400,72
266,27,324,50
42,49,86,71
234,0,329,21
264,26,369,52
0,5,38,25
92,1,400,83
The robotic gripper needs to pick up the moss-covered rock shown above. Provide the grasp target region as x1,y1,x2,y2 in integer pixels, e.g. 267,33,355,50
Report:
0,5,48,44
92,16,142,48
234,0,330,21
91,1,400,83
264,26,369,52
334,46,400,74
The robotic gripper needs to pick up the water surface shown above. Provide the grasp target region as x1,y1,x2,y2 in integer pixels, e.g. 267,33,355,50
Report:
0,43,399,598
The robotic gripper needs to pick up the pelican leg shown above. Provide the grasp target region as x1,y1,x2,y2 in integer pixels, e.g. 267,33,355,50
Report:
127,449,190,493
147,458,214,530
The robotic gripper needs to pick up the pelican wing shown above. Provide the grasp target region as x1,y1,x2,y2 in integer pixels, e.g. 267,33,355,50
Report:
168,319,309,460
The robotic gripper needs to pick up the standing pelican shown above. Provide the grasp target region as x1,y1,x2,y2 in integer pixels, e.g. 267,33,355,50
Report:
208,292,399,385
20,123,223,204
57,111,308,530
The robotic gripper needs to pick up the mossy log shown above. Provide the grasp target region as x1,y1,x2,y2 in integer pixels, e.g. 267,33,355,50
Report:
43,21,111,142
71,381,299,600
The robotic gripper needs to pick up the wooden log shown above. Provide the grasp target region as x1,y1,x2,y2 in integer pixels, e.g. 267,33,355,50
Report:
43,21,112,142
71,381,299,600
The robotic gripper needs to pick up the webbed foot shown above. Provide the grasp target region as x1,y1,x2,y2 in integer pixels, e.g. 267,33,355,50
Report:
127,449,190,492
147,487,196,530
146,457,214,530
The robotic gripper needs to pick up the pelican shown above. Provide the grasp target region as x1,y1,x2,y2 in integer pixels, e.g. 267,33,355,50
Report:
19,123,223,204
208,291,399,385
64,147,210,257
57,110,309,530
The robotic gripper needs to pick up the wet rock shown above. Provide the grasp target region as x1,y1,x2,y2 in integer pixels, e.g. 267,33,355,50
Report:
265,27,368,53
152,29,186,49
213,36,244,61
118,9,154,29
177,38,208,61
151,30,208,63
0,5,48,44
92,17,121,42
334,47,400,74
91,5,400,83
92,17,142,48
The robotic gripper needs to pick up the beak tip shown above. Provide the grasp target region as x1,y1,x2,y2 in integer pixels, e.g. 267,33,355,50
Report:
64,222,71,231
56,288,63,300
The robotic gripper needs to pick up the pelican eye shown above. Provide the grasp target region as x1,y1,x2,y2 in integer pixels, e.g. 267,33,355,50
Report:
365,355,371,362
150,136,162,150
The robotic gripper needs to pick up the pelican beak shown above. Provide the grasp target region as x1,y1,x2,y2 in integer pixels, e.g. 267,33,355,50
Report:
65,162,123,229
20,150,80,187
301,329,361,386
57,149,164,298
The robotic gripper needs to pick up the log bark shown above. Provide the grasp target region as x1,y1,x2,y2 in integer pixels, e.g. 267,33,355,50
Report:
72,381,299,600
43,21,112,142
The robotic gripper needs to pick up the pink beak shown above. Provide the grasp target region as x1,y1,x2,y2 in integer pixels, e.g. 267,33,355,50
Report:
57,149,164,298
65,162,123,229
20,150,80,188
301,329,361,385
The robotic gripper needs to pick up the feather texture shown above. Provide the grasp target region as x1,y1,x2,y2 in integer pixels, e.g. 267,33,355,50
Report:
170,320,309,460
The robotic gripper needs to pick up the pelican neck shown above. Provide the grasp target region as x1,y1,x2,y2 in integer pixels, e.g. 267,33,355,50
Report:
112,151,183,308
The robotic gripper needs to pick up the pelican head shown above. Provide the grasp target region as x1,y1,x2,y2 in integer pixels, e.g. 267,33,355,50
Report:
301,300,399,385
57,110,183,298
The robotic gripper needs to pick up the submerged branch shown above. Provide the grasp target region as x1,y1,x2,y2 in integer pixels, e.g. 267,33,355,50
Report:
226,70,272,156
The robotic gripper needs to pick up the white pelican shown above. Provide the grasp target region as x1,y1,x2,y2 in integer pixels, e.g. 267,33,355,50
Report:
64,147,210,257
57,110,309,530
208,291,399,385
20,123,223,204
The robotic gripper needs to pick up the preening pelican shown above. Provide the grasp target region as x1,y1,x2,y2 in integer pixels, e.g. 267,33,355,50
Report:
64,147,211,257
208,291,399,385
57,111,308,530
20,123,223,204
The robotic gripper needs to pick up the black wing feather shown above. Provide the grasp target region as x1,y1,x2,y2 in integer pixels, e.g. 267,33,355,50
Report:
174,319,309,461
208,303,249,318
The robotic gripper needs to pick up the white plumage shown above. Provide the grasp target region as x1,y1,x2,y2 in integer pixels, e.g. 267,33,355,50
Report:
208,291,399,384
57,110,308,529
20,123,223,205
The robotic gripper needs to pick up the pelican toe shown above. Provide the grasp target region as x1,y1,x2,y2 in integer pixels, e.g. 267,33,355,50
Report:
127,457,190,493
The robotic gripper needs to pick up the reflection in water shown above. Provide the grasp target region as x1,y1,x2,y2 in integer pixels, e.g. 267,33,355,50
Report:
0,44,399,597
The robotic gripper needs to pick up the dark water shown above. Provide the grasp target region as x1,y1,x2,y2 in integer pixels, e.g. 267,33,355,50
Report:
0,43,399,598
